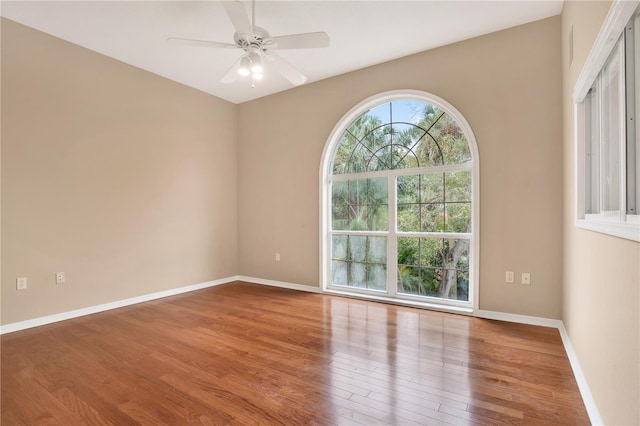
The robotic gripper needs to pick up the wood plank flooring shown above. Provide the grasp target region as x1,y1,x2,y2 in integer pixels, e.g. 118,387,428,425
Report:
1,281,590,425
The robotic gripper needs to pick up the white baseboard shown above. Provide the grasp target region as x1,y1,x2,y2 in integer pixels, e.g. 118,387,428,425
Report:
558,322,604,425
237,275,322,293
0,276,238,335
474,309,563,328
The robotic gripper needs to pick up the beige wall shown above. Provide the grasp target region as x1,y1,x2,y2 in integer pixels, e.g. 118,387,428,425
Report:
238,16,564,319
1,19,238,324
561,2,640,424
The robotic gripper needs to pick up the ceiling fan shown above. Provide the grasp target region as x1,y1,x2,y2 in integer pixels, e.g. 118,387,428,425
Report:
168,0,330,87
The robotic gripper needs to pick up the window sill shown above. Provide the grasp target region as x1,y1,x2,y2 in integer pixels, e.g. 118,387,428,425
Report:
575,218,640,242
324,286,474,314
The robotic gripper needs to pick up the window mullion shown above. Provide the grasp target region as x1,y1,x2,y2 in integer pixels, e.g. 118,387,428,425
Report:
618,37,628,221
397,231,472,239
388,175,397,298
595,79,601,213
585,92,592,213
598,71,605,214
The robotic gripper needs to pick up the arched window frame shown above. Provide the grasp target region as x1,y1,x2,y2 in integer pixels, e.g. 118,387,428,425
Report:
319,90,480,313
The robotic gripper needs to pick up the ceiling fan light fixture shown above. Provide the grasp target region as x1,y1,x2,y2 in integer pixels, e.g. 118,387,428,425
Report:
251,63,263,73
238,56,251,76
253,72,264,80
248,51,263,73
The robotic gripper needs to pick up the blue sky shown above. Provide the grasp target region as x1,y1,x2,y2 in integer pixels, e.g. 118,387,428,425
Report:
368,100,427,125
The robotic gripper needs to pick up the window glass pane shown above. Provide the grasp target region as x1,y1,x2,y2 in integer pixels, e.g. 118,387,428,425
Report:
331,132,356,175
347,144,370,174
396,104,473,166
331,235,348,260
585,86,600,214
362,124,391,165
398,265,422,295
390,123,426,169
331,260,348,286
429,115,472,165
397,173,471,233
331,181,348,205
397,175,420,204
398,237,419,266
391,100,425,124
421,173,445,204
397,266,468,300
445,171,471,202
368,236,387,263
420,203,445,232
332,178,388,231
397,204,420,232
348,236,367,262
398,266,435,297
414,135,444,166
331,236,388,290
421,268,443,297
393,148,420,169
368,102,391,125
452,270,470,301
368,177,389,203
331,180,348,230
331,206,348,231
366,153,389,173
397,175,419,232
368,178,389,230
397,237,469,301
446,202,471,233
349,262,366,288
368,264,387,291
600,39,623,213
418,237,442,267
348,111,384,140
390,123,423,147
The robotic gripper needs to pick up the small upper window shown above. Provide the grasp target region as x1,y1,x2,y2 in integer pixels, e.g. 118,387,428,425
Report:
331,102,471,175
575,4,640,241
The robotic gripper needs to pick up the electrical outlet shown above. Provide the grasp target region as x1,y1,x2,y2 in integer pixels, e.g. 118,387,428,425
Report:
275,253,281,262
55,272,65,285
16,277,27,290
505,271,514,283
522,272,531,285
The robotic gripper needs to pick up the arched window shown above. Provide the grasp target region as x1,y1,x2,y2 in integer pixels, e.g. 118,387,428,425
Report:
320,90,479,312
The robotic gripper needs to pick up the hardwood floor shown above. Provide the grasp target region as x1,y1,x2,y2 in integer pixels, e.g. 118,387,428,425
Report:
1,281,589,425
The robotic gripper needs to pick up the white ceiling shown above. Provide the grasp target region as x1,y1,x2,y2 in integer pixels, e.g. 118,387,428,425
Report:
1,1,563,104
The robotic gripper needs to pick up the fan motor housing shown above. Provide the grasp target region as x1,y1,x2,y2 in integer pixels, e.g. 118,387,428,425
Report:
234,26,270,51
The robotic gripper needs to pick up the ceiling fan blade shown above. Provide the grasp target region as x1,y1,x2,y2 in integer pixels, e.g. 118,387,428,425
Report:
222,1,253,36
264,32,330,50
167,37,237,49
220,56,243,84
265,51,308,86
